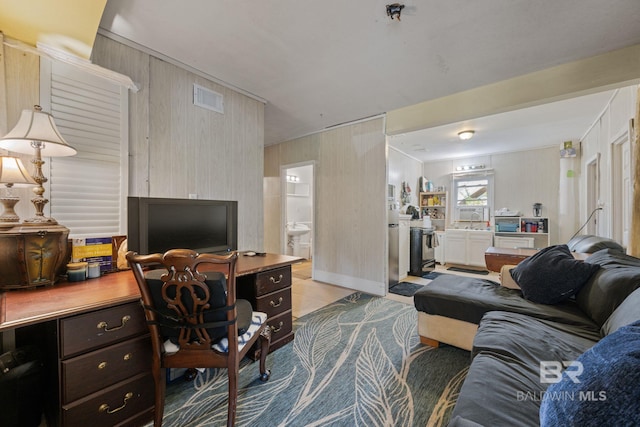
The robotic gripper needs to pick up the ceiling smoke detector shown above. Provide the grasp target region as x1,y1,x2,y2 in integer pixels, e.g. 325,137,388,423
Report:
386,3,405,20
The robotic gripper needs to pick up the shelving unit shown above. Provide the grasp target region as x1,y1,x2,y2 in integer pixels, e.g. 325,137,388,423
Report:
419,191,447,230
494,216,550,248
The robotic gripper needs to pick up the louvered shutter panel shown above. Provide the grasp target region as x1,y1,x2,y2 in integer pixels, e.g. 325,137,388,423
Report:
46,61,128,238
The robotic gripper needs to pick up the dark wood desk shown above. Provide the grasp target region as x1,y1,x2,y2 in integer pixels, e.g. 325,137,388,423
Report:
0,253,302,332
484,246,590,272
0,253,302,427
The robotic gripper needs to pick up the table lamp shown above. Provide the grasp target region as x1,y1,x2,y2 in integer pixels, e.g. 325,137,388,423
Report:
0,105,77,224
0,156,37,225
0,105,76,290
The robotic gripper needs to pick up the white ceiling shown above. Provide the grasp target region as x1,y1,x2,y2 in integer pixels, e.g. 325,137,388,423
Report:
99,0,640,155
388,89,616,162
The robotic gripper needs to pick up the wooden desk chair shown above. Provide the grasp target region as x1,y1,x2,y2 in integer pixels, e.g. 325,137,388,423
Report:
126,249,271,427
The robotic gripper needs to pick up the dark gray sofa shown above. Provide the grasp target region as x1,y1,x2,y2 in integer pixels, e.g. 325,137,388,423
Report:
566,234,625,254
413,248,640,426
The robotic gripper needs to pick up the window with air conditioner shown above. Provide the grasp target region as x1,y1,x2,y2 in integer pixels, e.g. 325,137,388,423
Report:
452,176,493,224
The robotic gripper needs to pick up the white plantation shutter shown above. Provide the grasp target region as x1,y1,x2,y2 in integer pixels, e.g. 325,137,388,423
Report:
43,60,129,238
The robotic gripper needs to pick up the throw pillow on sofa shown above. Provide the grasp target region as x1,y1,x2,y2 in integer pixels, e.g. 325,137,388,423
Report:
510,244,600,304
539,320,640,426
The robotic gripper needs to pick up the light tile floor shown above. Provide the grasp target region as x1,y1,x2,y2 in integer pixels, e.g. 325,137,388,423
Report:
291,260,501,319
291,260,354,319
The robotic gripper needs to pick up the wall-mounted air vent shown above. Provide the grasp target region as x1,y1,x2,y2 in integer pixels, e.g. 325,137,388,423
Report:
193,84,224,113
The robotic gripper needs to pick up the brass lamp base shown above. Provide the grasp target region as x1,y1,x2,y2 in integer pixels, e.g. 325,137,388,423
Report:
22,216,59,225
0,223,70,290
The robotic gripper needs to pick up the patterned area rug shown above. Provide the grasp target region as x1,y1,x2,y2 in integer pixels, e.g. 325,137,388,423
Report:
388,272,453,296
388,281,425,296
157,293,470,426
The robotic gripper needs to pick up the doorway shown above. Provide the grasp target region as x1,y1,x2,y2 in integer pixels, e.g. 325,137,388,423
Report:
282,163,314,263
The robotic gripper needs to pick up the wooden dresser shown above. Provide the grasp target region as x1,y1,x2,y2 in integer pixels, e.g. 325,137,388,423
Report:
237,263,295,358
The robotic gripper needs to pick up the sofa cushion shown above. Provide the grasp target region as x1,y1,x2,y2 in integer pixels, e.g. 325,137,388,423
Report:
451,351,542,427
509,244,600,305
601,287,640,336
539,320,640,427
566,234,625,253
472,311,600,362
577,249,640,326
413,274,599,332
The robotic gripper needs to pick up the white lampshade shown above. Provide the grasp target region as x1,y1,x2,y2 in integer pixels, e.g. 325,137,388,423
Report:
0,105,77,156
0,156,37,187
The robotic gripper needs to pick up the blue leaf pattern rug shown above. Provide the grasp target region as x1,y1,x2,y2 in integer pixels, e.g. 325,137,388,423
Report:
157,293,470,426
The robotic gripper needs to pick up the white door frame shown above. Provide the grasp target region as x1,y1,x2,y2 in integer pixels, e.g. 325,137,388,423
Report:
585,154,600,235
610,128,632,246
280,161,316,261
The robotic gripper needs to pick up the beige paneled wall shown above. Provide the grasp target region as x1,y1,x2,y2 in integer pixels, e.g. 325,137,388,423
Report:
1,39,41,221
264,118,388,296
91,35,265,251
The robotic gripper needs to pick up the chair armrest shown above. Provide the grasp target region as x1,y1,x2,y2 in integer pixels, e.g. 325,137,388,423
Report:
499,264,520,289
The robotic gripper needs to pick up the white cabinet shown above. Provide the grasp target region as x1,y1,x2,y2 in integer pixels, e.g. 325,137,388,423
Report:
398,216,411,280
444,230,467,265
467,232,494,267
494,236,535,249
494,216,550,248
444,230,493,268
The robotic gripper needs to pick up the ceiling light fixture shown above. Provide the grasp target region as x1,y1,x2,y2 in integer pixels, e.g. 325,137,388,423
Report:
458,130,475,140
458,130,475,141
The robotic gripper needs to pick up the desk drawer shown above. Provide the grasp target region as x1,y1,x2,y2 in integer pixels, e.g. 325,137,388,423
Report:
255,267,291,295
255,287,292,318
62,372,154,427
267,310,293,342
61,302,147,358
62,335,151,404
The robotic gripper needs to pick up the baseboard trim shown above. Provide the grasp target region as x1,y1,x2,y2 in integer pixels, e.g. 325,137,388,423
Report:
314,269,385,296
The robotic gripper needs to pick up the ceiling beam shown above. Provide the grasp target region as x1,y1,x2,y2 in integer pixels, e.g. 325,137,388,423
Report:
386,43,640,136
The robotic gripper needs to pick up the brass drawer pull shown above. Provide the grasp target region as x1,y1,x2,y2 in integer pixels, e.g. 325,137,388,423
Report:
270,321,284,333
97,315,131,332
98,392,133,414
269,297,283,307
98,361,107,370
269,274,283,284
123,353,132,361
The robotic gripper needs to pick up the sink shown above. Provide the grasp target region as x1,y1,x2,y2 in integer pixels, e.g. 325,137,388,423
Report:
287,223,310,236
